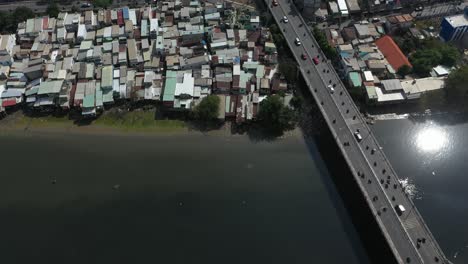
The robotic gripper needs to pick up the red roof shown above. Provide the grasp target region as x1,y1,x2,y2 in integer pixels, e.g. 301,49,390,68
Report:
375,35,412,71
42,17,48,30
2,99,17,107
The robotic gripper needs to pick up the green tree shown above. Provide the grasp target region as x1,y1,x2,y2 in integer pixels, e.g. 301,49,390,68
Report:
439,45,459,67
279,62,297,85
0,7,35,33
257,95,297,134
47,2,60,18
192,95,220,121
445,66,468,104
12,7,35,26
410,49,442,76
397,65,412,78
312,26,338,60
93,0,113,8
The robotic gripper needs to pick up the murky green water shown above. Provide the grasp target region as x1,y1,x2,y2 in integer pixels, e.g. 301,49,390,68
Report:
0,131,368,264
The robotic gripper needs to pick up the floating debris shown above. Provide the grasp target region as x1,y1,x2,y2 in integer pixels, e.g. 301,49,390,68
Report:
112,184,120,190
432,171,436,176
50,177,57,184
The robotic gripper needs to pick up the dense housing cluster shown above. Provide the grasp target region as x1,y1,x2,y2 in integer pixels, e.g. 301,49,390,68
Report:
320,14,449,104
0,1,286,122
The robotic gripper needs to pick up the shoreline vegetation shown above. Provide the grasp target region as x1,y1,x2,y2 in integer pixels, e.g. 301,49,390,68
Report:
0,109,189,136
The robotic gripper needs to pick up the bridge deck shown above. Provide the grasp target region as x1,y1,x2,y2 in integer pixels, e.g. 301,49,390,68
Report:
265,1,450,263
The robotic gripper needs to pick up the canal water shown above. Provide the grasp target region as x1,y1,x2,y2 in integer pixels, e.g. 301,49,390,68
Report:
0,131,370,264
372,115,468,264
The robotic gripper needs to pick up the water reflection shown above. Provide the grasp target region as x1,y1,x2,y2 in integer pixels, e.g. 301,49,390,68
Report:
415,124,449,153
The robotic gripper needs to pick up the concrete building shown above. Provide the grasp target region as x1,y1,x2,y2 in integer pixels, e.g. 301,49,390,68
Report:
440,7,468,42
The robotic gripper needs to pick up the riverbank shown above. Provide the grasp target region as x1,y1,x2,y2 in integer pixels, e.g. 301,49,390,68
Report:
0,109,190,136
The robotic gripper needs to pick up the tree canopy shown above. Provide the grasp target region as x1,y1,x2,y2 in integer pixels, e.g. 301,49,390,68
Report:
47,2,60,18
257,95,297,134
410,40,459,76
313,26,338,61
0,7,35,34
279,63,297,85
397,65,412,77
192,95,220,121
445,66,468,105
94,0,113,9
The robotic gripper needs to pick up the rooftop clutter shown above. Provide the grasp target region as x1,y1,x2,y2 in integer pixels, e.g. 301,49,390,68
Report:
0,1,286,122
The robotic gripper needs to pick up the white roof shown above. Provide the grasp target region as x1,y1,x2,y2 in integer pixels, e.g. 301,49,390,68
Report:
77,24,87,38
375,86,405,102
175,72,195,96
400,77,445,95
129,9,137,26
337,0,348,12
432,65,451,76
363,71,374,82
445,13,468,28
150,19,158,32
233,64,241,75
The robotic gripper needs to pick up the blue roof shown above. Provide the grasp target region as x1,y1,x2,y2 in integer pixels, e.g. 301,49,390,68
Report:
340,52,352,58
122,8,129,19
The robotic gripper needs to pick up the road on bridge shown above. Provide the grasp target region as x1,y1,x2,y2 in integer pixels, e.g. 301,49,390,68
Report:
267,1,450,263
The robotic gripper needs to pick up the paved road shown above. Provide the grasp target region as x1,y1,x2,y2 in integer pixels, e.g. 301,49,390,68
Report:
0,0,147,13
267,1,450,264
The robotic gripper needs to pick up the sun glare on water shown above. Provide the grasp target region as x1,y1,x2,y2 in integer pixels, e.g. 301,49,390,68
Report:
415,127,448,153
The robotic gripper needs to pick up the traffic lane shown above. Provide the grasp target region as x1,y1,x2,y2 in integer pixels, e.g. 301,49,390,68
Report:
272,1,446,261
285,24,433,264
270,4,425,262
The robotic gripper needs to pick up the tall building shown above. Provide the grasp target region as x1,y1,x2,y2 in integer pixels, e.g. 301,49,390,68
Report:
440,7,468,42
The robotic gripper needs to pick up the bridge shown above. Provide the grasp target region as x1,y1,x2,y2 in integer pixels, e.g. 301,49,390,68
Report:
265,1,451,263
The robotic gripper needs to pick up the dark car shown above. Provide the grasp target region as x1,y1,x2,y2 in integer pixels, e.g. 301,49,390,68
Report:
312,57,319,65
301,54,307,60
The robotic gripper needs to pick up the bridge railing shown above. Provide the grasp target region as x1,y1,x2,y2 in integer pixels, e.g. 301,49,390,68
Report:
284,2,449,262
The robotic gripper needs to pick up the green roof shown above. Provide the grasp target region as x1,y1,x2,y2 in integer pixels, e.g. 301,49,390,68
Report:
163,70,177,102
256,65,265,78
80,41,93,51
37,80,64,95
101,65,113,89
25,86,39,96
95,87,103,107
102,89,114,103
349,72,362,88
365,86,377,100
83,94,95,108
240,71,252,89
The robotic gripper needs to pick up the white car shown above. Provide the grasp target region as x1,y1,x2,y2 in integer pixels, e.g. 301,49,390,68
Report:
282,16,289,23
395,204,406,216
354,131,362,142
294,37,301,46
328,84,334,93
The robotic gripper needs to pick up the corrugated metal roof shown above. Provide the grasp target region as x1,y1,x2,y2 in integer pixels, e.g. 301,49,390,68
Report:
83,93,95,108
375,35,412,71
101,65,113,89
37,80,64,95
349,72,362,87
163,70,177,102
